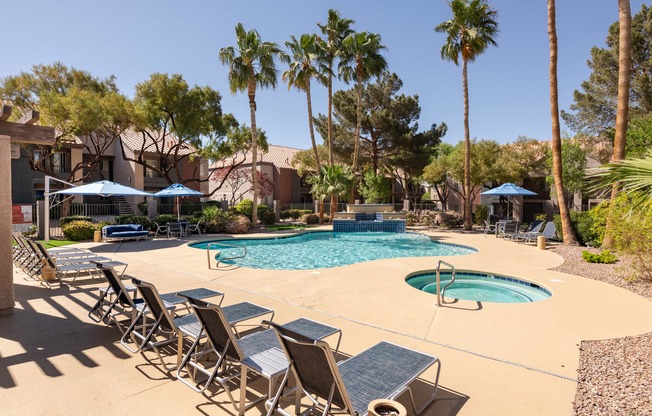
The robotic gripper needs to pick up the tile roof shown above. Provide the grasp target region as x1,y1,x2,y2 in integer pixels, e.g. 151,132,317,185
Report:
215,144,304,169
119,129,196,156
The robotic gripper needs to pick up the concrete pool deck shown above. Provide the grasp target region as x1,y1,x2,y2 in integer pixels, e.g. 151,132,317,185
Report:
3,229,652,415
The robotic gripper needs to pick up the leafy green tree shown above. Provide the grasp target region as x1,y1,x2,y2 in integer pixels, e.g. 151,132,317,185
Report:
283,34,327,171
625,114,652,158
318,9,355,166
0,62,132,182
339,31,387,176
435,0,499,230
126,73,225,186
545,139,587,207
220,23,286,225
423,139,514,209
562,3,652,135
308,164,354,219
359,171,392,203
291,145,330,177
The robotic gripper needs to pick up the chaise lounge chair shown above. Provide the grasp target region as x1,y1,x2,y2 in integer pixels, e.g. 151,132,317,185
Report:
511,221,545,242
266,323,441,416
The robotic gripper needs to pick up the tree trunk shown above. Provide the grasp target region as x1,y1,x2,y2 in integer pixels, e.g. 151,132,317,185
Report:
248,75,259,227
327,64,334,166
548,0,578,245
330,194,337,219
306,80,321,171
462,58,473,231
350,64,364,204
603,0,632,249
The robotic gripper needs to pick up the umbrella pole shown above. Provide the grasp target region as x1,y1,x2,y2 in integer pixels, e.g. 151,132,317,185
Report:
176,196,180,221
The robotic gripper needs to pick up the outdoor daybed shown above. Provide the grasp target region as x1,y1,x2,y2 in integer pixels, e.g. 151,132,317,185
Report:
102,224,148,242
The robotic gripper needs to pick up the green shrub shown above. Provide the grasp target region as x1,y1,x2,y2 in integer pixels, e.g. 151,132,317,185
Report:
553,209,604,247
534,213,547,221
261,211,276,225
435,211,463,228
96,220,114,230
225,214,250,234
280,210,293,220
115,215,151,230
137,201,149,215
302,213,320,224
192,210,203,218
63,220,96,241
474,205,489,226
21,225,37,237
152,214,179,228
582,250,618,264
298,209,312,217
609,192,652,281
60,215,93,226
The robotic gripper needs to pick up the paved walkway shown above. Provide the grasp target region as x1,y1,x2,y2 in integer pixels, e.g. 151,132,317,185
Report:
3,229,652,415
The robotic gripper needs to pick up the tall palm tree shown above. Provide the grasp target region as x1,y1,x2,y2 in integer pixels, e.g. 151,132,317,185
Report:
435,0,498,231
308,164,354,219
283,34,327,171
219,23,286,226
339,32,387,176
318,9,355,166
603,0,632,249
547,0,578,245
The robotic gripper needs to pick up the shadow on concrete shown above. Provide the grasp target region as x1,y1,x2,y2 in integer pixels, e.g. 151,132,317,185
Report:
0,281,130,389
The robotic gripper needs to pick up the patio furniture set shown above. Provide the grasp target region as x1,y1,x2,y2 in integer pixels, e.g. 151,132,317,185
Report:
87,263,442,416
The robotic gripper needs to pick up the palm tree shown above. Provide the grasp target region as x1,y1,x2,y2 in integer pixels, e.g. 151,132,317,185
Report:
339,31,387,177
283,34,327,171
435,0,498,231
318,9,355,166
547,0,578,245
603,0,632,249
308,164,355,219
594,155,652,197
219,23,286,226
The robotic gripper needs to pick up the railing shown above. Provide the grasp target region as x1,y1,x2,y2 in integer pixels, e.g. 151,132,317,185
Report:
206,241,247,269
436,260,456,306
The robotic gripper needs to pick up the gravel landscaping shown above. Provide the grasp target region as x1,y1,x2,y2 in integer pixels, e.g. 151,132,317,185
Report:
551,245,652,416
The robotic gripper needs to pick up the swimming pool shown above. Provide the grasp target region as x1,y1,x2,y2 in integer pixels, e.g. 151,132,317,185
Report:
406,271,551,303
190,232,475,270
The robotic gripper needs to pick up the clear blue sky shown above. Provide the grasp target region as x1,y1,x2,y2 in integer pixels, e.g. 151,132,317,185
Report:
2,0,645,149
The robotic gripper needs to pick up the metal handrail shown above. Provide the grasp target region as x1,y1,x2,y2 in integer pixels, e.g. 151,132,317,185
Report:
206,241,247,269
436,260,456,306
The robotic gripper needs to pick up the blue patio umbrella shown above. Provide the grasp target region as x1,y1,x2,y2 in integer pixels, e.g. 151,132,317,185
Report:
481,183,537,219
154,183,203,220
53,180,153,197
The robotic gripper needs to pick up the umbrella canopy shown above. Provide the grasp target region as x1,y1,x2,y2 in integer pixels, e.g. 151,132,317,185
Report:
481,183,537,220
481,182,537,197
153,183,203,198
53,180,153,197
154,183,203,220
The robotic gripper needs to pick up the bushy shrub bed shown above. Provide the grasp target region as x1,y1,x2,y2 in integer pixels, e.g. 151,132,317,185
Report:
473,205,489,226
302,213,320,224
435,211,464,228
60,216,93,226
151,214,179,230
582,250,617,264
63,220,96,241
261,211,276,225
225,214,250,234
115,215,152,230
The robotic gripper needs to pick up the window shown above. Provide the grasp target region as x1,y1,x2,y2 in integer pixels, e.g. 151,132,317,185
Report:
145,159,160,178
51,152,67,173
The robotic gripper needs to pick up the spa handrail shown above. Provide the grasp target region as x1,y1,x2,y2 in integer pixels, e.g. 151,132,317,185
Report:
206,241,247,269
436,260,456,306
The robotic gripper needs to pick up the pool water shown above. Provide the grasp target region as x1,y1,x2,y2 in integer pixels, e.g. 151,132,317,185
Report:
406,271,551,303
190,232,475,270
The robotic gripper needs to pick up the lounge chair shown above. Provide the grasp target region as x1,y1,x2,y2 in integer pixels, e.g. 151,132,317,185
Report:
120,279,274,371
186,220,202,236
167,221,184,239
515,222,557,244
483,220,496,236
154,223,168,239
266,323,441,416
511,221,545,242
497,220,519,238
88,266,142,333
